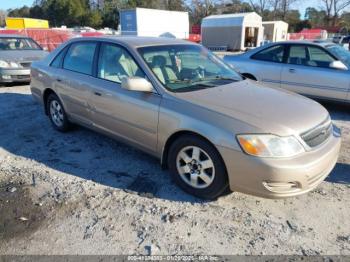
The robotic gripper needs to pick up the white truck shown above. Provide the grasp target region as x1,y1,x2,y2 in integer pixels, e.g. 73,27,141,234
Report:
120,8,189,39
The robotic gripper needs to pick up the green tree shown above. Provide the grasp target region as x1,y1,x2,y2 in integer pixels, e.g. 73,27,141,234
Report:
29,5,45,19
8,5,30,17
305,7,327,27
39,0,88,27
339,11,350,31
220,0,253,14
83,9,103,28
284,9,302,32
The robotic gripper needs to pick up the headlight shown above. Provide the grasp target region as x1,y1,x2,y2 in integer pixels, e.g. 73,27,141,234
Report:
0,60,21,68
237,134,305,158
0,60,10,68
9,62,21,68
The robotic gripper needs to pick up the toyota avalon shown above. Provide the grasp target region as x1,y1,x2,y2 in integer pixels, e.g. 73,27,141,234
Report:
30,37,341,199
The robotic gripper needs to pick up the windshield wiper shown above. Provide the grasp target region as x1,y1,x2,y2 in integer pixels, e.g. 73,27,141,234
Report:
204,75,239,81
175,83,217,92
168,76,237,84
167,79,192,83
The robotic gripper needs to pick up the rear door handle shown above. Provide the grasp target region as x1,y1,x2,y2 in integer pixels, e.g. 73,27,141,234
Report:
94,91,102,96
56,78,62,82
289,68,296,73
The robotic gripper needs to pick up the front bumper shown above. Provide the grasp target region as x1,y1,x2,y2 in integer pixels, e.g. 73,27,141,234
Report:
218,131,341,199
0,68,31,83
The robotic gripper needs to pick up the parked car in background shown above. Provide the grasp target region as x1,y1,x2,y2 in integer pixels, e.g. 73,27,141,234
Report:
333,35,350,50
31,37,341,199
341,36,350,50
332,35,343,44
0,34,48,83
224,41,350,103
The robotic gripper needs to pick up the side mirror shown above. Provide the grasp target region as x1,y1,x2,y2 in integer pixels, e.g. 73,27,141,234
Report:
121,77,154,92
329,61,348,70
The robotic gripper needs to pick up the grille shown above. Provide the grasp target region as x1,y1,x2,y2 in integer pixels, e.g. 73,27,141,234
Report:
11,75,30,80
301,117,332,148
20,62,31,68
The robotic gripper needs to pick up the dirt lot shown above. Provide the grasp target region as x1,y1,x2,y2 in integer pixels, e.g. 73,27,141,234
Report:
0,84,349,255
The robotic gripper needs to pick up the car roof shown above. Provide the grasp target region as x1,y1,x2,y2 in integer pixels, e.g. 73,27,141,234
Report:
254,40,337,51
0,34,30,39
69,36,196,48
238,40,338,58
267,40,334,46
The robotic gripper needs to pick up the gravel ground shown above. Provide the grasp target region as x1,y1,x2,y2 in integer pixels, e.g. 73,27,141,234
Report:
0,84,349,256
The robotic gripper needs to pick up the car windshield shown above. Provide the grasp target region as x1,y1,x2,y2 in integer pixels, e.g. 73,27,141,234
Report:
332,36,342,43
326,44,350,67
138,44,243,93
0,37,42,51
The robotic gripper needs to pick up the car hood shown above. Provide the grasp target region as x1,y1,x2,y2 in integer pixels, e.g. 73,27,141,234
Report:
0,50,48,62
173,80,329,136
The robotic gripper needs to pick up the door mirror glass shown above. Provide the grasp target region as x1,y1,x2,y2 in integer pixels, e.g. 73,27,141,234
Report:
121,77,153,92
329,60,348,70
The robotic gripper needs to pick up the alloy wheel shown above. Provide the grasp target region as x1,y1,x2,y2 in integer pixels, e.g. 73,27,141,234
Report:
176,146,215,189
49,100,64,127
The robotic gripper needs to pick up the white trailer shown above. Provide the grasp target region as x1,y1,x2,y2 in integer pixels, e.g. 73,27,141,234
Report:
201,12,264,51
120,8,189,39
262,21,289,42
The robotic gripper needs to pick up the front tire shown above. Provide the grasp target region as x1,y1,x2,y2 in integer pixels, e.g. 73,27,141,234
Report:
168,135,229,199
47,93,70,132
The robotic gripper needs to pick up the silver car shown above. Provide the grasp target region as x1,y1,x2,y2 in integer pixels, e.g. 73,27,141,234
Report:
224,41,350,103
0,34,48,83
30,37,341,199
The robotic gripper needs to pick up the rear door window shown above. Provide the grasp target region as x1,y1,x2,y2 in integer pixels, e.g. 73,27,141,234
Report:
251,45,285,63
51,47,67,68
63,42,97,75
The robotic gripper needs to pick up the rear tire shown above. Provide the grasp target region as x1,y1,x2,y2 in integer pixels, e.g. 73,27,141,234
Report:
168,135,229,200
47,93,71,132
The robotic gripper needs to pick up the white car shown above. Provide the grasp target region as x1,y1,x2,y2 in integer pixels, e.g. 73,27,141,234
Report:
224,41,350,103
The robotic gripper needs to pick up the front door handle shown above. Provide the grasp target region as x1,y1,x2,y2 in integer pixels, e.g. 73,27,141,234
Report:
56,78,62,82
94,91,102,96
289,68,296,73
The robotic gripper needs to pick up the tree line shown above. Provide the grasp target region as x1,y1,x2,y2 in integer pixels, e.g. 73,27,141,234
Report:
1,0,350,33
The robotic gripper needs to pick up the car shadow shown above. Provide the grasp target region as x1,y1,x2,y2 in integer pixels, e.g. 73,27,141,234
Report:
319,100,350,121
326,163,350,185
0,92,208,203
0,82,30,88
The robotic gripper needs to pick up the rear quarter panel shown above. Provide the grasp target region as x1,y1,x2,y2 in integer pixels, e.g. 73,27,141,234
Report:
30,62,48,105
224,54,283,88
224,55,257,76
30,60,70,116
30,44,68,109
